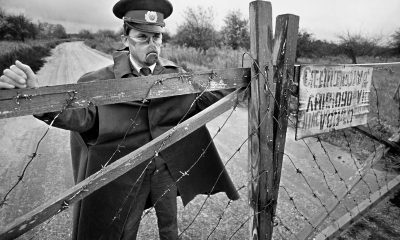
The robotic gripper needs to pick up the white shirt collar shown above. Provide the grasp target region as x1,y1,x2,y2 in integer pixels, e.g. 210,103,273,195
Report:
129,54,156,75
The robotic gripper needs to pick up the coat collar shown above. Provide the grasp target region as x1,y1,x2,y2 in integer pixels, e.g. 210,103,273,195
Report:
112,51,178,78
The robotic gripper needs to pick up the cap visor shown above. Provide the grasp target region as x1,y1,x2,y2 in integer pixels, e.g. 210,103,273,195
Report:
126,22,163,33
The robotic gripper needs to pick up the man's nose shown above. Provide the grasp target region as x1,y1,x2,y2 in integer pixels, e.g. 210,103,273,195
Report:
147,36,155,45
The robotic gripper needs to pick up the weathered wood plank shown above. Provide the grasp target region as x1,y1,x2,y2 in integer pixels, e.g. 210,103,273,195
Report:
0,68,250,119
297,132,400,239
248,1,275,239
315,174,400,240
271,14,299,218
0,89,243,240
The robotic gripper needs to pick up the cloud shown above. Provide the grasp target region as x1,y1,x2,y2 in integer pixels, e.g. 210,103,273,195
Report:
1,0,121,32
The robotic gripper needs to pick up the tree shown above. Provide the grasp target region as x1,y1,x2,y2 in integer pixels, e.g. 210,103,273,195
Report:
296,30,315,61
220,10,250,50
337,31,381,64
78,29,94,39
37,21,68,39
173,7,218,51
96,29,118,40
52,24,68,39
162,31,172,44
391,28,400,55
0,12,37,41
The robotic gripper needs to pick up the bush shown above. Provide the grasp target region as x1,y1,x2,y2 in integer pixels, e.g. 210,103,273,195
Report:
0,40,63,73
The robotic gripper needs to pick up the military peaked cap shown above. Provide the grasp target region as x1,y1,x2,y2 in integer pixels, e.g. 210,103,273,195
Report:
113,0,173,33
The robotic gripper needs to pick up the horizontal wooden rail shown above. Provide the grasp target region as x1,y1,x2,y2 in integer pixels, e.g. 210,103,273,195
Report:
0,88,244,240
0,68,250,119
314,173,400,240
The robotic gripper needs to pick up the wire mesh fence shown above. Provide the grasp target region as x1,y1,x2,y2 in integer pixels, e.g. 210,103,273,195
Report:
0,7,399,237
1,56,400,240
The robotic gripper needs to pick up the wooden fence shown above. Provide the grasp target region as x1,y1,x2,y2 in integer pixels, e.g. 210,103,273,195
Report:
0,1,299,239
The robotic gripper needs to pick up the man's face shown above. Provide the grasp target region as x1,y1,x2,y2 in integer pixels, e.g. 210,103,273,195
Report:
122,28,162,66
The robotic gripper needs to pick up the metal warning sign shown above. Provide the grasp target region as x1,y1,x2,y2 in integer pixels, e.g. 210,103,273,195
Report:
296,65,373,139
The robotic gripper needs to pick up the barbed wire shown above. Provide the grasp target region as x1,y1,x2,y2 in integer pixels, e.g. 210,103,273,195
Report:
98,71,221,239
284,153,331,215
274,215,300,240
301,139,341,200
3,55,400,240
0,91,77,208
341,130,374,198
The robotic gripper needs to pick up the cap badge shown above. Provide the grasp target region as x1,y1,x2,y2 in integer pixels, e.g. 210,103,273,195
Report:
145,11,158,23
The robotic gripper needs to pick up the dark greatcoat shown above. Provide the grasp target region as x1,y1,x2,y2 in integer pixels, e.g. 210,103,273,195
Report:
37,51,239,240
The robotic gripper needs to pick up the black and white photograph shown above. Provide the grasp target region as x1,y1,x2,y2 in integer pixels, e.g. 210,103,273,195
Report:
0,0,400,239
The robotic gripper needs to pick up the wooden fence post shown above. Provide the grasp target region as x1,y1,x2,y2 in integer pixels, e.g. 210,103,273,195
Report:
271,14,299,215
248,1,274,239
248,1,299,239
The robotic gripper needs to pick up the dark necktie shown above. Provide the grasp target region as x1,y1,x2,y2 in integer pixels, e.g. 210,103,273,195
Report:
140,67,151,76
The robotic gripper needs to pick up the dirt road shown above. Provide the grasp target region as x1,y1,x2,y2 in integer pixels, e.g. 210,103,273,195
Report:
0,42,398,239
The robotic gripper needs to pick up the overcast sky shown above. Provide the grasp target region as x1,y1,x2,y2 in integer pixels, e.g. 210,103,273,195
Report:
1,0,399,43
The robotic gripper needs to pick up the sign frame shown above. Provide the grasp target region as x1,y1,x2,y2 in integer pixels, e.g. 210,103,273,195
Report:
295,64,373,140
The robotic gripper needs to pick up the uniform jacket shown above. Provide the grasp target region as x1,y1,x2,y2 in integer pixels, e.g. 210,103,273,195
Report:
38,51,239,239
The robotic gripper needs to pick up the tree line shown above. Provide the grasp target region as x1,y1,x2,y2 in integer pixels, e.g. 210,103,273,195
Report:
1,6,400,64
297,30,400,63
77,7,250,52
0,8,68,41
80,7,400,64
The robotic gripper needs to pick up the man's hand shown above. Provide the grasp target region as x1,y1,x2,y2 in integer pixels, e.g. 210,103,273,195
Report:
0,60,39,89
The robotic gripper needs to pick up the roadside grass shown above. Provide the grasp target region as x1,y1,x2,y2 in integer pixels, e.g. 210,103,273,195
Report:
84,37,123,55
0,39,66,74
161,45,245,71
83,38,246,71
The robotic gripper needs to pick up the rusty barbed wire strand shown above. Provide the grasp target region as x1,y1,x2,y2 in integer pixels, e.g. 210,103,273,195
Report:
316,137,351,193
283,153,330,215
342,130,374,198
0,70,220,239
227,200,274,240
303,134,393,239
141,53,286,237
178,84,278,237
302,136,358,219
141,97,241,220
274,215,301,240
315,136,357,215
142,97,240,218
301,139,341,200
99,70,226,238
101,72,202,169
371,77,393,190
206,185,247,239
242,52,291,129
273,62,399,238
9,57,400,239
279,185,314,229
139,82,253,237
0,91,77,208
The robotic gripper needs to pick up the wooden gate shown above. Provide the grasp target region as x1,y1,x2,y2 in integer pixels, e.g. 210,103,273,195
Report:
0,1,299,239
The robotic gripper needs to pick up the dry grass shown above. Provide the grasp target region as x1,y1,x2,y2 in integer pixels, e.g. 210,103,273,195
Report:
161,45,246,71
0,40,65,73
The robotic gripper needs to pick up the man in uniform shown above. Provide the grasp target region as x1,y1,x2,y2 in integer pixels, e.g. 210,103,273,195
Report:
0,0,239,239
